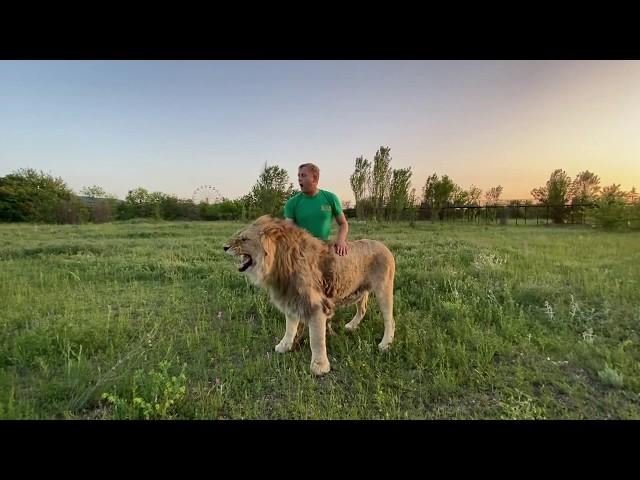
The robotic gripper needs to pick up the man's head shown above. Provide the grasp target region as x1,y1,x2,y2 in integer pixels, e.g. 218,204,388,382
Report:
298,163,319,195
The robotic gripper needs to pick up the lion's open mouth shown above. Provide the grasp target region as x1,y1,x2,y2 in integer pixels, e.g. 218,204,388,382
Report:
238,254,253,272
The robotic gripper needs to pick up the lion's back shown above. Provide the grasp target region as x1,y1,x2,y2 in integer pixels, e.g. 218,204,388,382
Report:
326,239,395,301
347,239,394,265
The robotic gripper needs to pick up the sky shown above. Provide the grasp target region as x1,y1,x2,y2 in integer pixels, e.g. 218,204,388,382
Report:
1,60,639,204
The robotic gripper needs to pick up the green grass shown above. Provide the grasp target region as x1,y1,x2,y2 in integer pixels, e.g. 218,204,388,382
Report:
1,220,639,419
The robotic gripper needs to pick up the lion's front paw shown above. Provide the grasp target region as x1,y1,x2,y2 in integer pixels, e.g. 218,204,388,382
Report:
310,359,330,376
275,340,293,353
378,339,393,351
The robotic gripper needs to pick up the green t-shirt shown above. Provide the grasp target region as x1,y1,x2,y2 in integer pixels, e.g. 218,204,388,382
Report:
283,189,343,240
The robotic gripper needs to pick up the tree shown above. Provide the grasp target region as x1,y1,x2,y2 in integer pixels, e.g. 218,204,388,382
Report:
80,185,118,223
570,170,600,205
600,184,627,202
126,187,151,205
484,185,503,205
629,187,640,231
407,188,418,225
422,173,455,220
531,169,572,223
198,198,243,221
467,185,482,206
567,170,600,226
592,184,629,229
160,196,199,221
54,196,89,224
119,187,157,219
81,185,108,199
451,185,469,206
387,167,412,220
350,155,371,220
421,174,439,208
248,163,295,217
370,146,393,220
0,168,76,223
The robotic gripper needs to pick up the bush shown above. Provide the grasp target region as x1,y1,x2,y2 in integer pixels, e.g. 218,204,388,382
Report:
100,361,187,420
0,168,76,223
627,202,640,230
598,363,624,388
591,201,627,229
590,197,639,230
90,199,116,223
199,199,245,220
159,197,199,220
54,196,89,224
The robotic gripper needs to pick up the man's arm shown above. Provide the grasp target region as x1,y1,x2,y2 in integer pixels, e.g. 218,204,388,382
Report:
284,218,295,225
334,214,349,256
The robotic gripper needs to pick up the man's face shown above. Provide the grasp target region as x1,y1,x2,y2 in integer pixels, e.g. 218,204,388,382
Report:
298,167,318,194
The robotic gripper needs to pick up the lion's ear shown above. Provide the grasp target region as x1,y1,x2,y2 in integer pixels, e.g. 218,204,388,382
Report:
260,222,283,239
254,215,273,226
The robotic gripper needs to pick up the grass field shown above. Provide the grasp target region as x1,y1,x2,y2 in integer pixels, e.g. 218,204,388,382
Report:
1,220,638,419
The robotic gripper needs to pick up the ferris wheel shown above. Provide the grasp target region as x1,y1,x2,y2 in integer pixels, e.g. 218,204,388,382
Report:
192,185,223,204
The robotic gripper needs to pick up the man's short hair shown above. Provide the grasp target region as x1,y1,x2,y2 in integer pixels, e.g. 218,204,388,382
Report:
299,163,320,179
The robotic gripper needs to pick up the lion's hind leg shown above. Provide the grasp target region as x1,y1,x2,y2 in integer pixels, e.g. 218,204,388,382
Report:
344,291,369,332
291,321,306,348
374,279,395,351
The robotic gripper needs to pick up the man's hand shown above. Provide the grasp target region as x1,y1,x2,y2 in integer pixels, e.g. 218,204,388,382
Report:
335,240,348,256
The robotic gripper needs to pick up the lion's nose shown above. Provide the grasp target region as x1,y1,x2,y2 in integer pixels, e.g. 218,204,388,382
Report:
223,245,230,251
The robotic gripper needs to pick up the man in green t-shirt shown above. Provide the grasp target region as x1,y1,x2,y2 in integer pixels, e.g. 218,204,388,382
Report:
284,163,349,256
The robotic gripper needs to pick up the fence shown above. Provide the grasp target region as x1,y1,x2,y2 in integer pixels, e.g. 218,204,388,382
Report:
344,204,597,225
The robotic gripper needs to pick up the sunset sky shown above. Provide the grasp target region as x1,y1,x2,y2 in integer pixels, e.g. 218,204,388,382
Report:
1,60,638,204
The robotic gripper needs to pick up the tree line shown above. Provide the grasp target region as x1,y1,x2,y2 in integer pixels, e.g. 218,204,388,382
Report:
348,147,638,229
1,151,638,229
0,164,295,224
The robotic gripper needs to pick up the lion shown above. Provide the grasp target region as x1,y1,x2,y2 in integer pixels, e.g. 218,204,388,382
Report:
223,215,395,376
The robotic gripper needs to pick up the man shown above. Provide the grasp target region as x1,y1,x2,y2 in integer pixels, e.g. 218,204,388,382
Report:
284,163,349,255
